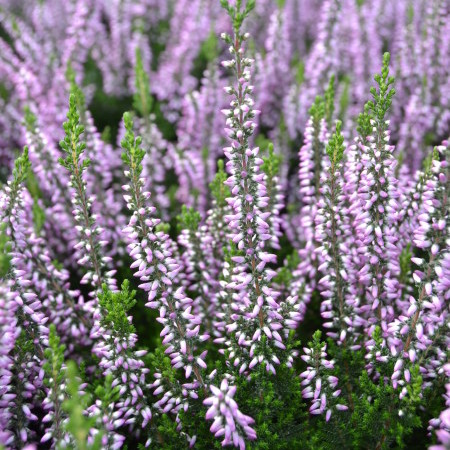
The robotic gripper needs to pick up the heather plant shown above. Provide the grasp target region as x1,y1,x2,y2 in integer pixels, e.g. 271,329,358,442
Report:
0,0,449,449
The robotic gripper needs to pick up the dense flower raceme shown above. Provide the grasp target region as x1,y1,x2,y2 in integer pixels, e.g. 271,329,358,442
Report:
0,282,20,447
120,112,209,386
0,151,47,446
219,2,303,375
58,93,118,299
0,0,449,449
89,284,152,448
429,364,450,450
300,331,348,421
204,378,257,448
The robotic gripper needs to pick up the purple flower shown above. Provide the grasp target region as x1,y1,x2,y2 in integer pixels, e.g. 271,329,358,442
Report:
0,282,20,447
203,378,256,448
300,332,347,420
121,113,209,389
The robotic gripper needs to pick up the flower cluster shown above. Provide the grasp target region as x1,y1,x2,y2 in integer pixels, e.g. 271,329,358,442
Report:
121,112,209,388
429,364,450,450
58,92,117,297
203,378,257,448
300,331,348,421
0,282,19,447
89,282,152,447
219,0,302,376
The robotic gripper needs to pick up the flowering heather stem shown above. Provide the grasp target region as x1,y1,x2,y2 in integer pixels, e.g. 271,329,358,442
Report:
300,331,347,421
0,148,48,349
59,93,116,295
89,282,152,447
0,282,20,448
389,141,449,393
41,325,67,447
356,53,397,329
121,112,208,386
220,0,299,373
178,206,220,331
316,121,360,410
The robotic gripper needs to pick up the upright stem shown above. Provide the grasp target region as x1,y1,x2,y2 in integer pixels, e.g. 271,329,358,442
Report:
70,139,103,291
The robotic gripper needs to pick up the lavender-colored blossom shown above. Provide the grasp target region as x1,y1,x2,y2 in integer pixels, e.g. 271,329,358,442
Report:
0,282,20,447
300,332,347,421
254,6,293,131
153,0,212,122
89,284,152,448
177,67,228,214
203,378,256,448
429,364,450,450
59,93,117,299
121,112,209,386
388,141,449,395
220,9,301,372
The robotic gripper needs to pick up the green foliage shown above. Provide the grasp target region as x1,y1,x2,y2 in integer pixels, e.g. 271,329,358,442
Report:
2,147,31,263
367,52,395,123
148,347,178,387
43,325,66,388
152,414,192,449
292,58,305,86
66,64,87,112
101,126,112,144
155,221,171,234
326,120,345,164
350,369,423,449
177,205,201,232
209,159,230,207
15,138,46,233
261,143,282,179
309,95,325,124
220,0,256,35
29,184,45,234
399,244,412,284
24,106,36,131
121,111,145,174
43,325,66,446
59,93,90,172
273,250,300,288
239,364,309,449
423,146,439,173
98,280,137,336
12,146,31,188
94,375,121,412
147,348,206,448
338,75,350,121
407,2,414,23
25,165,42,201
309,330,324,353
357,54,395,142
63,361,103,450
0,225,10,277
356,107,372,141
192,31,220,80
133,48,153,117
201,31,220,63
